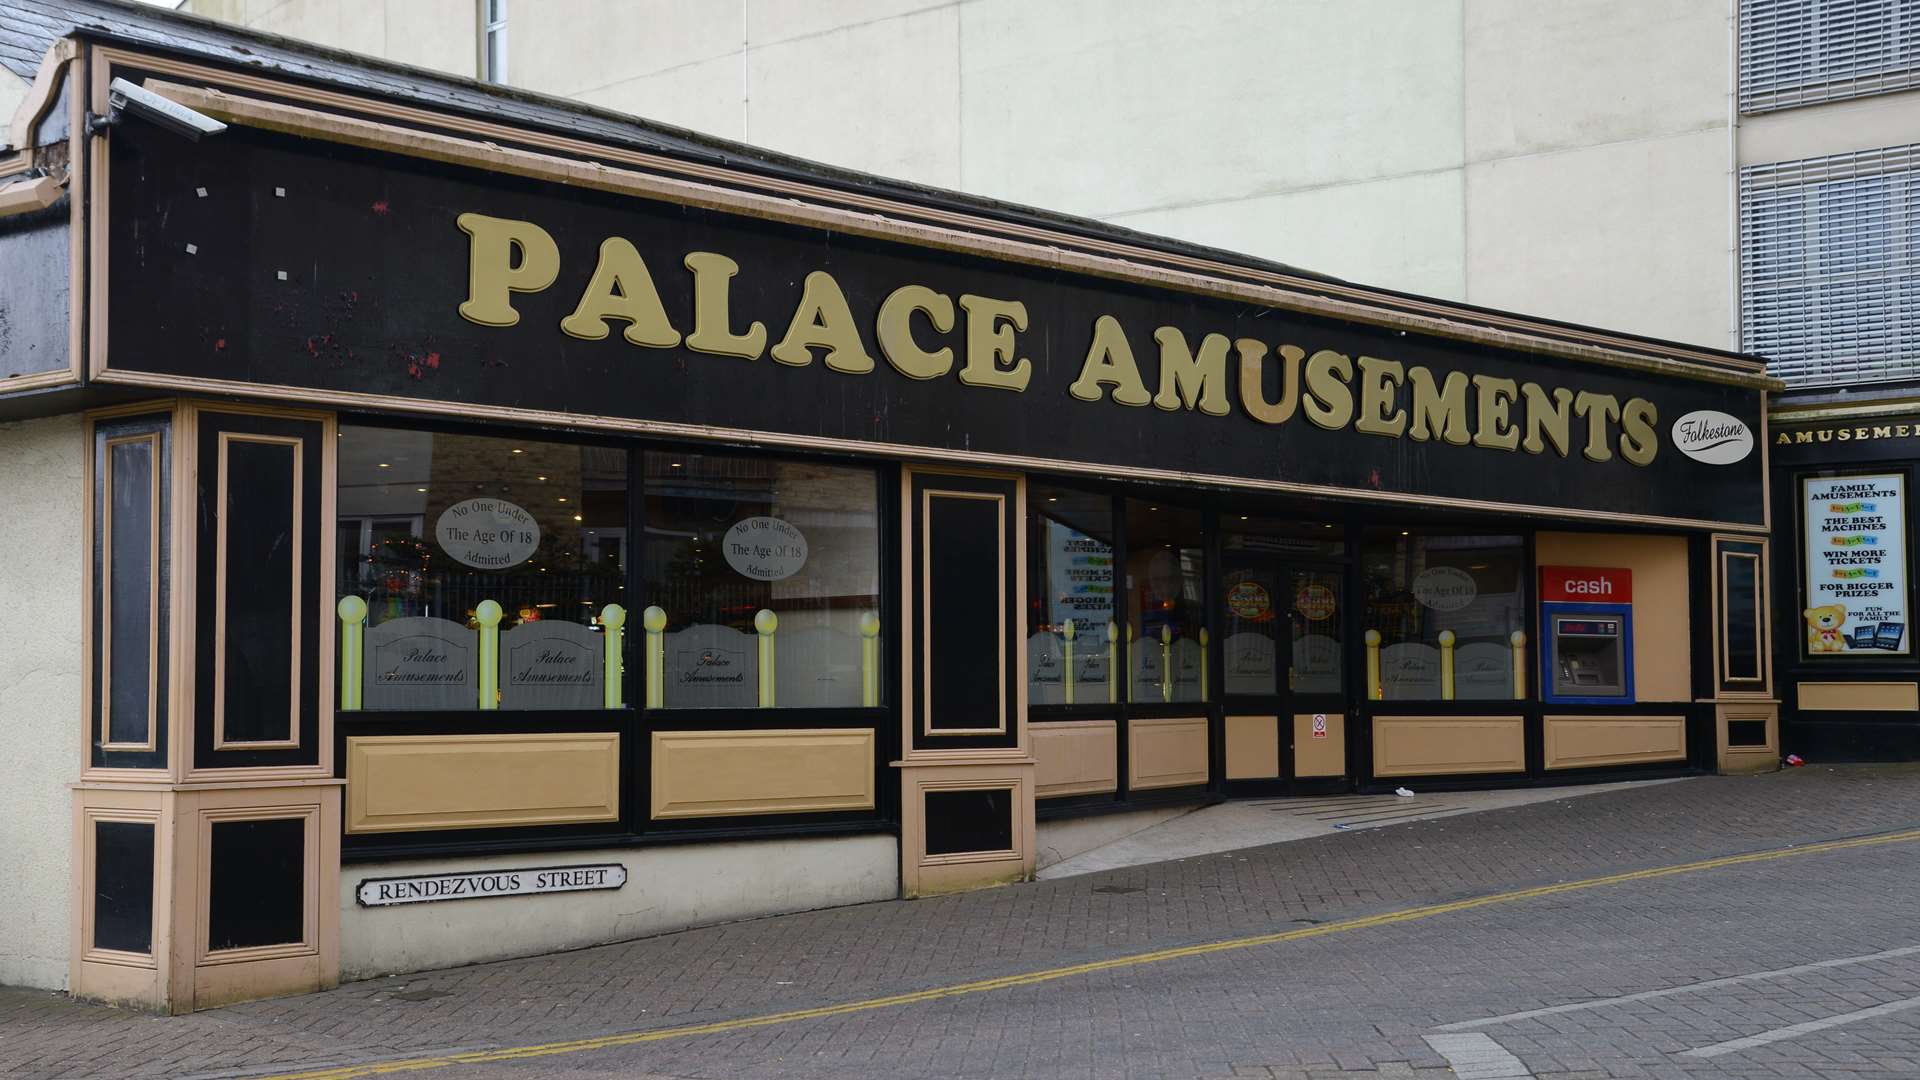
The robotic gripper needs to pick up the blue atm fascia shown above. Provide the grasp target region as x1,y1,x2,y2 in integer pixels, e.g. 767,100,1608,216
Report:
1539,601,1635,706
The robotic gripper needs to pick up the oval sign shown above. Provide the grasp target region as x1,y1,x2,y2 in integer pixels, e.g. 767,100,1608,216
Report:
1227,581,1272,619
435,497,540,569
722,516,809,581
1671,410,1754,465
1294,583,1336,621
1412,566,1477,612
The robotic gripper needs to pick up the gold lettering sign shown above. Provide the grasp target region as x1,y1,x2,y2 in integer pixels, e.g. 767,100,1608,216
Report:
1777,421,1920,448
454,212,1665,466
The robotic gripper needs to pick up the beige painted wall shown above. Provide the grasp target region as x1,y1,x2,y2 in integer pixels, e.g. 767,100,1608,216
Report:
185,0,478,78
178,0,1741,350
338,834,896,979
1536,532,1691,702
0,416,85,990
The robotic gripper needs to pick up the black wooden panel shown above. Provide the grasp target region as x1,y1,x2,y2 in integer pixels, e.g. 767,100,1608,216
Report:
91,415,170,771
106,438,156,745
0,213,69,379
194,412,324,769
924,788,1013,855
1727,719,1770,747
92,820,154,955
208,817,305,951
927,495,1002,729
1722,549,1763,684
220,439,298,743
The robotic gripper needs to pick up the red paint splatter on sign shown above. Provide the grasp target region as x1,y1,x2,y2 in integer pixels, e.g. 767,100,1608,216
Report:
370,200,390,215
424,351,440,370
214,338,226,351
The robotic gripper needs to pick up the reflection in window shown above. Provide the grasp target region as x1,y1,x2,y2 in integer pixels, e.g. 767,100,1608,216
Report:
336,427,627,711
1126,500,1207,703
1363,533,1523,700
643,453,881,709
1028,486,1116,704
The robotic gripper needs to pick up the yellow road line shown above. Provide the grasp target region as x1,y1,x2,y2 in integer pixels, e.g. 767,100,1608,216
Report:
262,827,1920,1080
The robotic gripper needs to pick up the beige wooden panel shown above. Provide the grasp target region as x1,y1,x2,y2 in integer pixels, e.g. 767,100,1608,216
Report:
346,733,619,834
1292,712,1347,778
1372,716,1525,777
651,728,875,819
1128,716,1209,791
1718,702,1779,774
1031,720,1118,797
1535,532,1690,701
1542,715,1686,770
1224,716,1279,780
1798,682,1920,712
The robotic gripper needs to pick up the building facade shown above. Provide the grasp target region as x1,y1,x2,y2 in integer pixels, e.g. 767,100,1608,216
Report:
183,0,1920,762
0,2,1779,1010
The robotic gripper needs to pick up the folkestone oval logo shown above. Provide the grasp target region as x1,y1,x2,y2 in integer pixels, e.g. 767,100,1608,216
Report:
1671,410,1754,465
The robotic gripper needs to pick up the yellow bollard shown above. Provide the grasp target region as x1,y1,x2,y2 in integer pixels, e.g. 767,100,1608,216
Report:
1199,626,1209,702
336,595,367,711
1107,620,1119,704
642,605,667,708
601,603,626,708
1438,629,1456,701
475,599,502,710
1510,629,1528,700
1365,628,1382,701
860,612,881,708
755,609,778,708
1062,618,1076,706
1159,624,1172,703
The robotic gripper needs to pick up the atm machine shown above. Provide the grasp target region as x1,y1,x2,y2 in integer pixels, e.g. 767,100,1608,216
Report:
1538,566,1634,706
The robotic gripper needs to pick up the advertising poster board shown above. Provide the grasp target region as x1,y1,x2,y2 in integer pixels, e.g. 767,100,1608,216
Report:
1803,474,1908,656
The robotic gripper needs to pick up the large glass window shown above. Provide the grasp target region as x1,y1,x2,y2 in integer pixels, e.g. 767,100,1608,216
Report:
643,452,882,709
336,427,627,711
1125,500,1207,703
1363,532,1524,700
1028,485,1117,704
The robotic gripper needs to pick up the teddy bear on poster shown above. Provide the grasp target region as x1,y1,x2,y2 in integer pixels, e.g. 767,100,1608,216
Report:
1805,604,1849,653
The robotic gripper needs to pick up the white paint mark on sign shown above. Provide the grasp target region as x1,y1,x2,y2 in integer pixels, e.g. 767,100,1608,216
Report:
357,864,626,907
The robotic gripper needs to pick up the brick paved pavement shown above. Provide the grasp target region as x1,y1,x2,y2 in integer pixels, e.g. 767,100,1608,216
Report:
5,765,1920,1079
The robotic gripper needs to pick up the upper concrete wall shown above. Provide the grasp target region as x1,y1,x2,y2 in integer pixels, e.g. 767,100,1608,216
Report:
177,0,1738,348
0,414,85,990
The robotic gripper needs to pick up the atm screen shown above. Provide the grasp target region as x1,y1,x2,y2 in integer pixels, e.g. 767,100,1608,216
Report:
1550,613,1627,698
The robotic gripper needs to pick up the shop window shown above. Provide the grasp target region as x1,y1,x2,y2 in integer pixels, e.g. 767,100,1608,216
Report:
336,427,628,711
1028,486,1116,705
643,452,882,709
1125,500,1207,703
1363,532,1524,700
480,0,508,84
1220,520,1346,698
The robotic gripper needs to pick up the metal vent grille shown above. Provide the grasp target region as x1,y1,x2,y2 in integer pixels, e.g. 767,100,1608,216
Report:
1740,143,1920,386
1740,0,1920,113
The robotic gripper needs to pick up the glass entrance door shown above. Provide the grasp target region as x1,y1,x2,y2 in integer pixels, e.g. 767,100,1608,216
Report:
1220,519,1350,789
1284,564,1348,784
